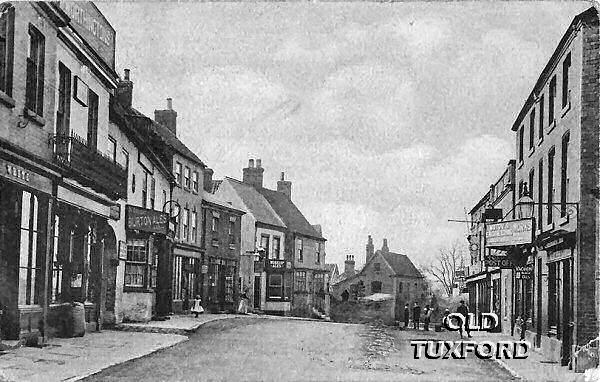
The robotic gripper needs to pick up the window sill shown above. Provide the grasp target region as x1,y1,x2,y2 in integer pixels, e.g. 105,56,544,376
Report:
0,90,15,108
24,108,45,126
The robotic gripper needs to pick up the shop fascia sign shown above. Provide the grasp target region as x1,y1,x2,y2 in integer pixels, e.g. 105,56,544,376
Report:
126,205,169,235
485,218,534,248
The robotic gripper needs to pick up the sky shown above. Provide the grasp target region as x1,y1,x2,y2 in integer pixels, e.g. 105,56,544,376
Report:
98,0,591,270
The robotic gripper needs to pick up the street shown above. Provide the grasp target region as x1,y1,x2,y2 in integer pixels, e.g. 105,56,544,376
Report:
83,317,514,381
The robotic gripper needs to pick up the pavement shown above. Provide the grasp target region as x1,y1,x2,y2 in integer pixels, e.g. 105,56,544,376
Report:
0,313,242,382
469,330,592,382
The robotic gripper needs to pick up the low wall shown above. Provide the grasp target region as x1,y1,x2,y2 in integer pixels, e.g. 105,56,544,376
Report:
331,299,395,324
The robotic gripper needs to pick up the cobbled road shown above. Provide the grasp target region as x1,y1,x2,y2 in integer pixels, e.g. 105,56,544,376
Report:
83,317,515,381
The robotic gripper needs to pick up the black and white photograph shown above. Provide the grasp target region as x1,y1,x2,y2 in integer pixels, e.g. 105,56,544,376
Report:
0,1,600,381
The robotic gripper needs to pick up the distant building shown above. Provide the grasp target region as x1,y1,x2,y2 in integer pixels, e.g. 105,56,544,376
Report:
332,237,426,320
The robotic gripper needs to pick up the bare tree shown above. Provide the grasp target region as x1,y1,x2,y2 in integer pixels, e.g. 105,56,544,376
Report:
424,241,467,297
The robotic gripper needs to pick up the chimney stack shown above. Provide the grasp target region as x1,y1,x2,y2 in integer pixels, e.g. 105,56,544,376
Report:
366,235,374,263
277,171,292,200
116,68,133,108
382,238,389,253
344,254,355,275
203,168,214,193
154,98,178,135
242,158,264,189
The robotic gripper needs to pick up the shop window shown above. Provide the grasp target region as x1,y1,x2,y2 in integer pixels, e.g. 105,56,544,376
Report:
371,281,382,294
18,191,40,305
25,24,44,116
268,274,283,299
0,4,14,96
124,239,150,288
295,271,306,292
51,214,63,303
225,265,234,303
172,256,183,300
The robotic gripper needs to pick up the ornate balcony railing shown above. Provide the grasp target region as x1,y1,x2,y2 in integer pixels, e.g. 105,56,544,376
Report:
49,133,127,200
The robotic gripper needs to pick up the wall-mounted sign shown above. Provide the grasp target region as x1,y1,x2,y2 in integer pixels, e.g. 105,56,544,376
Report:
515,265,533,279
486,218,533,248
484,254,514,269
58,1,116,69
126,205,169,234
118,240,127,260
2,161,53,194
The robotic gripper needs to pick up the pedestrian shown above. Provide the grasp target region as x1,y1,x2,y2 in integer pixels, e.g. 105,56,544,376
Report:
191,295,204,318
412,302,421,330
516,315,527,340
424,304,432,331
238,288,249,315
403,303,410,328
442,308,451,330
457,300,472,338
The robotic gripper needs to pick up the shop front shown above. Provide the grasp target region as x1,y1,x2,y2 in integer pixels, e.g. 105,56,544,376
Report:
0,157,54,342
172,245,202,313
121,205,170,322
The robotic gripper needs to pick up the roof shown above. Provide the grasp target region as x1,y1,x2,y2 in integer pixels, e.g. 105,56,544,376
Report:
202,191,246,215
125,107,206,167
257,187,324,240
225,178,286,228
379,250,424,278
511,7,597,132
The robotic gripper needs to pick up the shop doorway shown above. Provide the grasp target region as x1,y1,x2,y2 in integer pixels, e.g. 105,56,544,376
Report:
254,276,261,309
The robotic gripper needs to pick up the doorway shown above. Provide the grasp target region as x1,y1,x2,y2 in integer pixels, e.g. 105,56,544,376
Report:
254,276,261,309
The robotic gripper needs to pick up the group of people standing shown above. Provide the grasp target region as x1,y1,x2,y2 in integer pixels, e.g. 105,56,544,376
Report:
403,302,433,330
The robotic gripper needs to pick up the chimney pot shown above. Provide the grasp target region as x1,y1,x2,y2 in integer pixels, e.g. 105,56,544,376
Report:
167,98,173,110
281,172,285,181
249,159,255,168
124,68,130,81
256,159,262,168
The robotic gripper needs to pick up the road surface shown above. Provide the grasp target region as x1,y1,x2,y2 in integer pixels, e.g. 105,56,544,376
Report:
84,317,514,381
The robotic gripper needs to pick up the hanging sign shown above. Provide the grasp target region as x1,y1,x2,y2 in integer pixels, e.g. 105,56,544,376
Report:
486,218,534,248
515,265,533,279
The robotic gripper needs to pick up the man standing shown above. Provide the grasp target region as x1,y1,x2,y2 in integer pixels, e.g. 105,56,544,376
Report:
403,303,410,328
457,300,472,338
424,304,432,331
412,302,421,330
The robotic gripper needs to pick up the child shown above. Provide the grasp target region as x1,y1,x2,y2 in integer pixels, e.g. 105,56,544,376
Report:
191,295,204,318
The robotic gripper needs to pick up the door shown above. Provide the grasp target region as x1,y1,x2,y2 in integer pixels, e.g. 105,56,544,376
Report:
254,276,261,309
561,260,572,366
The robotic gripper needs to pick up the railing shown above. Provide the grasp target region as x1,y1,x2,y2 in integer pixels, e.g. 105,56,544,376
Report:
49,133,128,200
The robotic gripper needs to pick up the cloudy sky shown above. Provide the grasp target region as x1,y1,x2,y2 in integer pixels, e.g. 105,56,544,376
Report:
98,1,590,270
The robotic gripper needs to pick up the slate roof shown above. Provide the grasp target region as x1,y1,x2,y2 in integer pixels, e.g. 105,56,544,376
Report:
124,107,205,167
225,178,286,229
378,250,424,278
257,187,324,240
202,191,246,215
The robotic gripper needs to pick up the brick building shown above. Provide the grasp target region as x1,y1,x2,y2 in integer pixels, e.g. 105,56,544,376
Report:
0,2,127,341
466,7,600,369
465,160,516,335
332,237,426,320
200,191,245,312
